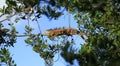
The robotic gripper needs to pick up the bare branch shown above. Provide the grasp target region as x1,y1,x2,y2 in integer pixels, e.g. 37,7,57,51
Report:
16,33,47,37
15,28,88,42
0,13,16,23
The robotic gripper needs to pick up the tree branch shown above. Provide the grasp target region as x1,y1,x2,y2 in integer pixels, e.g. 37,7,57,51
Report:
0,13,16,23
16,33,47,37
15,33,88,42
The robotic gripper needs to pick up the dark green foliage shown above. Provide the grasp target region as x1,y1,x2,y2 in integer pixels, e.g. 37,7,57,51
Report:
25,35,62,65
0,48,16,66
0,27,17,47
0,25,17,65
0,0,120,66
61,41,80,64
60,0,120,66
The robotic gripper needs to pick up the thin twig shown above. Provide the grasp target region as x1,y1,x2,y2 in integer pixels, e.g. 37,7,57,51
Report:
16,33,47,37
68,8,71,28
0,13,17,23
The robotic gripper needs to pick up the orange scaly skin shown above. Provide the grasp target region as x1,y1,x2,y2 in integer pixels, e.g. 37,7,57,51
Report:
45,28,87,41
45,28,78,36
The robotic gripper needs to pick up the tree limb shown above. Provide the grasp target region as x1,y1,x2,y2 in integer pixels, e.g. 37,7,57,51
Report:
0,13,16,23
16,33,47,37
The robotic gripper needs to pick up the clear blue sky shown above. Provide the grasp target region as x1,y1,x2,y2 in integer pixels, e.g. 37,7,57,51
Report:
0,1,85,66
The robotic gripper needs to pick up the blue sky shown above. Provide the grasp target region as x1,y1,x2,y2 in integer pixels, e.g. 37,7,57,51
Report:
8,14,84,66
0,1,85,66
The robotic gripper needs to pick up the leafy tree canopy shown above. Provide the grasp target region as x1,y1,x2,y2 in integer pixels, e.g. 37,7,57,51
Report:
0,0,120,66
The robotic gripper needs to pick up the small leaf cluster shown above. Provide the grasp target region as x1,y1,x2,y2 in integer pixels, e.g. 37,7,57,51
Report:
0,48,16,66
